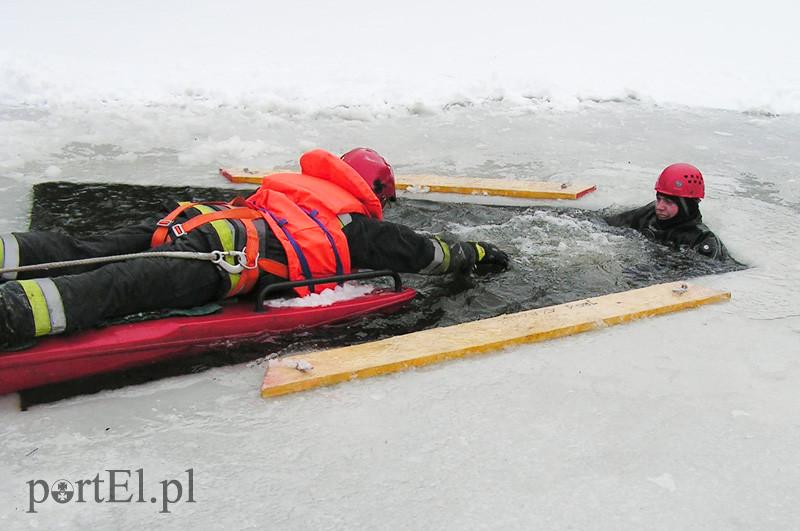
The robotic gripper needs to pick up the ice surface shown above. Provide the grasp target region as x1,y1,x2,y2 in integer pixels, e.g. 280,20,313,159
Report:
2,1,800,529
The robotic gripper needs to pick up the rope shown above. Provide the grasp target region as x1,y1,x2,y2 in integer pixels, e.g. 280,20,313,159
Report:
0,250,250,275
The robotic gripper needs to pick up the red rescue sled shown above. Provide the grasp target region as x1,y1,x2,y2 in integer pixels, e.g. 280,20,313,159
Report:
0,271,415,395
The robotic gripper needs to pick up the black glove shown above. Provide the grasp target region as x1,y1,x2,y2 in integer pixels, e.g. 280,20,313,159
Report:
450,241,509,275
469,241,509,274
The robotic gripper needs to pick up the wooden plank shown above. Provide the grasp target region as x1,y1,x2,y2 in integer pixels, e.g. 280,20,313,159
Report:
219,168,288,185
261,282,731,398
396,175,596,200
219,168,596,200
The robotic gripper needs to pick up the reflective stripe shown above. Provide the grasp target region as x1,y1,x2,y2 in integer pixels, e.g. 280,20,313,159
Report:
192,204,215,214
1,233,20,280
194,205,237,251
338,213,352,227
17,279,51,336
474,243,486,262
420,237,450,274
211,220,239,293
209,220,235,250
440,238,451,272
36,278,67,334
195,205,241,292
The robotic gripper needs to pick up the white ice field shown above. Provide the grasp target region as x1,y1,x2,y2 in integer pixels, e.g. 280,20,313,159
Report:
2,1,799,528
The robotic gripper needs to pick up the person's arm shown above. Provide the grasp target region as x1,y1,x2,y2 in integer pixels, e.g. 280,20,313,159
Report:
603,202,655,231
693,231,728,261
341,214,508,275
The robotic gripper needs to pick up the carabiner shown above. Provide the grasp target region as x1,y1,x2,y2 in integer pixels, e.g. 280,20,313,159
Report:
210,250,246,274
238,246,260,270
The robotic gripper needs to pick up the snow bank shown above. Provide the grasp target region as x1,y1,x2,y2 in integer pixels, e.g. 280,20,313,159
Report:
1,1,798,114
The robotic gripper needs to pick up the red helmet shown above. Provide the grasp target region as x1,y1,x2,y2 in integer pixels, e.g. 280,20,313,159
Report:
341,147,396,206
655,163,705,199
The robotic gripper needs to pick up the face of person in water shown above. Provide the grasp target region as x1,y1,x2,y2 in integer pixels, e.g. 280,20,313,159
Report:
655,193,679,220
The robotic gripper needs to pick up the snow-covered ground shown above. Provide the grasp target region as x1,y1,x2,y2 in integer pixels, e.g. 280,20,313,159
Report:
2,1,800,529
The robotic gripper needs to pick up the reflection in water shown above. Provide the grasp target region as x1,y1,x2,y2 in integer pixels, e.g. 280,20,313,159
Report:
21,182,744,405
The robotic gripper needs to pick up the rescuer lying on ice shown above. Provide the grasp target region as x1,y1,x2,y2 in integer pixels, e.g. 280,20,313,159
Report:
0,148,509,349
604,163,729,260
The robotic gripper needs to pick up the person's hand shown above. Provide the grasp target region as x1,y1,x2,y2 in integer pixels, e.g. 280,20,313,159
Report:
468,241,509,274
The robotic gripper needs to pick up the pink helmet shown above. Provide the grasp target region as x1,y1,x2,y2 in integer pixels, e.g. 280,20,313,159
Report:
341,147,396,206
655,163,705,199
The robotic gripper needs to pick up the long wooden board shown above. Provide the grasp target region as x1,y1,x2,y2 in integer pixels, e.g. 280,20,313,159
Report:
396,175,596,199
261,282,730,398
220,168,596,200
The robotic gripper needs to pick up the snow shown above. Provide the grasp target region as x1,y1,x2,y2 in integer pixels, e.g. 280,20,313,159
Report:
2,1,799,114
2,1,800,529
265,283,376,308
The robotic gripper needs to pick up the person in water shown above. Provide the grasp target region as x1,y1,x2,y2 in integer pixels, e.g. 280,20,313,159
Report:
604,163,728,260
0,148,509,348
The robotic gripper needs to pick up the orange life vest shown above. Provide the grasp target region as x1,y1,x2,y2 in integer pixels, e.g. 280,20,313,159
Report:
150,149,382,298
247,149,384,221
245,149,384,296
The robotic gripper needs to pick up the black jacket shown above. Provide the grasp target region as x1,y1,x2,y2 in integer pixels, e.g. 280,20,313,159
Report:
604,201,728,260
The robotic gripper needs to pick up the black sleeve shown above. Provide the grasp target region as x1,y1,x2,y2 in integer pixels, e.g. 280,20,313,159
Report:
341,214,437,273
603,202,655,231
693,231,728,261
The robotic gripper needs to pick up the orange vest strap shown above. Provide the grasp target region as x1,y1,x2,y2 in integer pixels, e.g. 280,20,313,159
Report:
258,258,289,278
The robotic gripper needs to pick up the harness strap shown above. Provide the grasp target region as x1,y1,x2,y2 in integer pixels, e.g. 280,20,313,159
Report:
172,207,262,237
226,218,261,297
178,208,296,286
152,202,293,296
150,201,230,247
238,198,289,278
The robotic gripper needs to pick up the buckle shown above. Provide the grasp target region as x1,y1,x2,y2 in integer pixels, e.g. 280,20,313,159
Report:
156,218,172,227
171,224,186,238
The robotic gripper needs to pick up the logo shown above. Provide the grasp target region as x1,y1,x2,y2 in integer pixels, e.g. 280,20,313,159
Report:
51,480,75,503
674,179,683,188
27,468,194,514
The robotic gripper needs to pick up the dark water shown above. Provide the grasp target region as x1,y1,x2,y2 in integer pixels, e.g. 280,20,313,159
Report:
20,182,744,406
